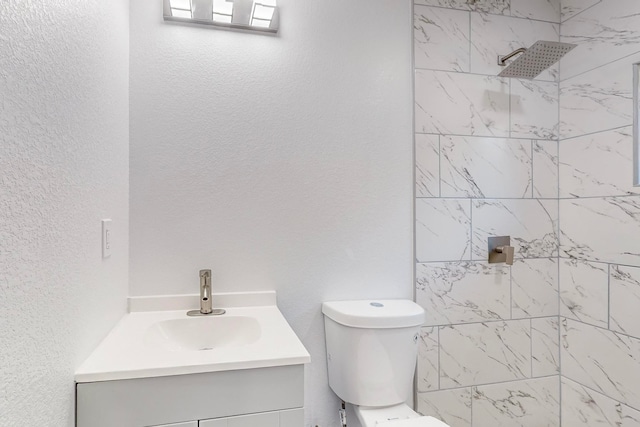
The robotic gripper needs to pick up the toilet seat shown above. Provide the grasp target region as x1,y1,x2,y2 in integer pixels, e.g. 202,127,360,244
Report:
376,416,450,427
354,404,450,427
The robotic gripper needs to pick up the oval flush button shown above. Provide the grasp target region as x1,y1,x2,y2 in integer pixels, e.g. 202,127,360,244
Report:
370,302,384,307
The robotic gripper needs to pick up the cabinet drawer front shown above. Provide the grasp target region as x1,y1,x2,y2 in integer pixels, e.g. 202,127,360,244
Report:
152,422,198,427
198,419,227,427
200,412,279,427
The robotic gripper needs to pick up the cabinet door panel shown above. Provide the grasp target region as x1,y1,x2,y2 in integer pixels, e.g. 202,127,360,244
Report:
199,418,227,427
280,409,303,427
201,412,279,427
152,422,197,427
228,412,279,427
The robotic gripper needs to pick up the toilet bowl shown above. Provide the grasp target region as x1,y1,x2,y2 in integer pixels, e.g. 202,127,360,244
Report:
322,299,451,427
355,403,449,427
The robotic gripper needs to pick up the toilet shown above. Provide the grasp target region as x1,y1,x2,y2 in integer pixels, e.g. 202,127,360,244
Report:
322,299,450,427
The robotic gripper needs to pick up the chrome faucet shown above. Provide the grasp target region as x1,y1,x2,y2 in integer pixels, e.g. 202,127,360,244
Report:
200,269,213,314
187,269,226,316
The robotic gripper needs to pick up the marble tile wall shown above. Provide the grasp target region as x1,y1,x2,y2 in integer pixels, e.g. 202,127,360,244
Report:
559,127,638,198
413,1,561,425
559,259,608,328
560,197,640,266
560,56,639,140
560,0,600,23
531,317,559,377
559,0,640,424
560,268,640,418
414,0,640,424
561,318,640,409
558,265,640,410
560,0,640,80
561,377,640,427
472,376,560,427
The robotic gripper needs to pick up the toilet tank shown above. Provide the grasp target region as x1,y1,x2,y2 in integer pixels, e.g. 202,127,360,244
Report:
322,300,425,407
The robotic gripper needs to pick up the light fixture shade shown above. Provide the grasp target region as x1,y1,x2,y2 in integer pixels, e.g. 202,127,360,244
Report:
170,0,192,9
250,1,276,29
212,0,233,23
171,8,193,18
169,0,193,18
212,14,232,23
252,3,275,20
212,0,233,16
251,19,271,28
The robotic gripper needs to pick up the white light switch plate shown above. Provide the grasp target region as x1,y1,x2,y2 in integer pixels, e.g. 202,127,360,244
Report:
102,219,112,258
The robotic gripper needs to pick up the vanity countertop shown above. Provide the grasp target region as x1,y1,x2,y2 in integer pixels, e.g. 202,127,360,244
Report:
75,291,310,383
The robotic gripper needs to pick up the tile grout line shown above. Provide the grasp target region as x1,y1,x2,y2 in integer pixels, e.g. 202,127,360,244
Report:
509,261,513,320
415,194,640,201
561,315,640,343
468,198,473,263
468,10,471,75
607,263,611,330
413,3,562,25
414,125,632,145
508,78,512,139
438,134,442,198
414,130,568,142
416,256,562,265
530,318,533,378
415,66,559,83
411,0,419,411
557,21,563,423
558,124,631,142
437,326,441,391
470,380,474,427
555,258,640,271
417,374,560,396
422,314,566,329
531,140,535,198
560,0,602,25
559,48,640,83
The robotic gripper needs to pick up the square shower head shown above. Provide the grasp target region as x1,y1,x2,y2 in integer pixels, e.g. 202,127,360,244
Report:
498,40,577,79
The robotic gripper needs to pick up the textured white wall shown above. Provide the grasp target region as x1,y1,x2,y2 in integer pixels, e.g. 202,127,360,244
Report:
129,1,413,425
0,1,129,426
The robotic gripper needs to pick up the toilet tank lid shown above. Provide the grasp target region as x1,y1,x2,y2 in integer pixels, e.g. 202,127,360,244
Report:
322,299,425,329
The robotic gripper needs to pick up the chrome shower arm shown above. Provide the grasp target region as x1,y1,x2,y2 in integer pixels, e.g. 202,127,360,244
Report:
498,48,527,66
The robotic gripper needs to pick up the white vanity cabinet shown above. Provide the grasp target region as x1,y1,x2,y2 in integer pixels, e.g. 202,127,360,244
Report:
76,365,304,427
75,293,310,427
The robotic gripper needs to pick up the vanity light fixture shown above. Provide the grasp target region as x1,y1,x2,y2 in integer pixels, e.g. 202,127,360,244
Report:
163,0,279,34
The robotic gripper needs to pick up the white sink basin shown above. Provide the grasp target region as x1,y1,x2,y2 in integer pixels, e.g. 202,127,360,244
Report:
145,316,261,352
74,291,310,383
